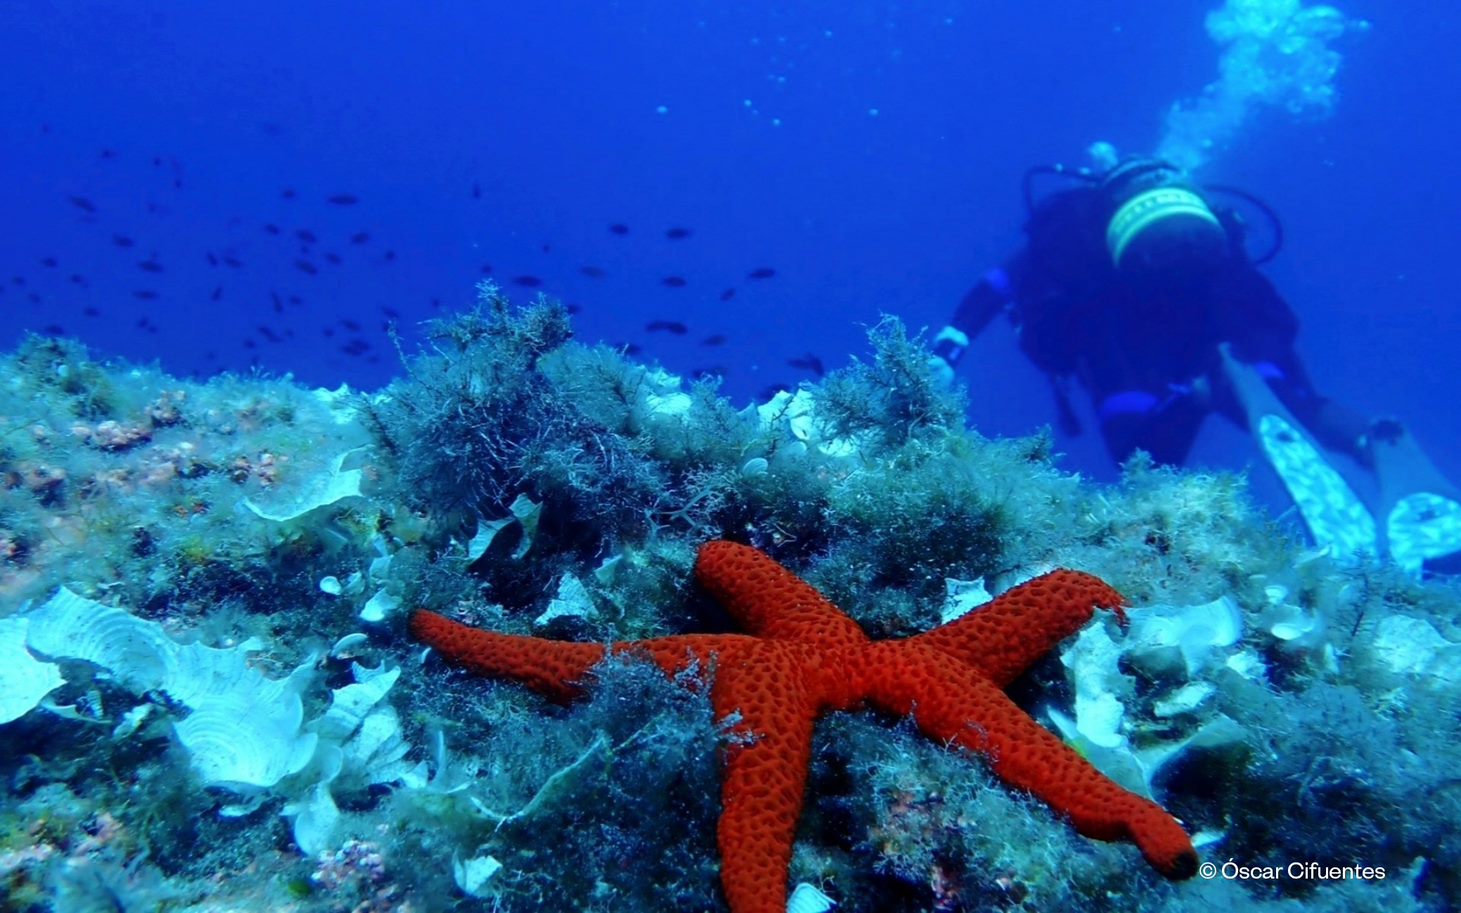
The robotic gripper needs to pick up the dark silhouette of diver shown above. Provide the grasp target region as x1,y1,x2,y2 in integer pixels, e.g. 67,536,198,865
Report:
932,154,1461,576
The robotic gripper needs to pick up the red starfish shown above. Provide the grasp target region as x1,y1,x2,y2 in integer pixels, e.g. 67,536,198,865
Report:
411,541,1197,913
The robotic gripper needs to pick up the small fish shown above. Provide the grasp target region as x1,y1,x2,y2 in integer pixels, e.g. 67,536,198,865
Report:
322,327,336,338
40,256,58,268
138,259,164,273
430,297,442,309
10,276,25,286
281,187,297,199
340,318,362,332
258,325,283,343
206,252,220,267
84,306,101,317
100,148,117,160
748,267,777,280
222,255,243,268
264,223,282,235
243,338,258,349
382,250,397,262
325,252,342,265
112,234,135,248
661,276,687,288
787,353,826,377
133,290,159,300
540,242,552,253
579,265,605,278
294,259,318,275
270,291,284,312
28,293,41,304
295,228,317,243
350,231,370,244
719,287,736,301
665,227,692,240
472,182,482,199
211,286,223,301
43,324,65,335
327,193,359,205
646,319,688,335
480,263,494,274
70,274,88,286
288,294,302,305
382,306,400,319
609,223,629,235
700,334,727,346
68,195,97,213
512,275,543,287
565,303,582,314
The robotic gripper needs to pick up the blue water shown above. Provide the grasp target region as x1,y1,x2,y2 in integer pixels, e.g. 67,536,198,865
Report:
2,0,1455,490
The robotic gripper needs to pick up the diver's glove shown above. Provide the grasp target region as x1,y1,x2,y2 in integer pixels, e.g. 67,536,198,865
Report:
928,355,956,390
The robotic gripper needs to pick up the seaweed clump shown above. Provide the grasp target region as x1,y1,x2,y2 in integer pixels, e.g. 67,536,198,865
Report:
376,285,661,532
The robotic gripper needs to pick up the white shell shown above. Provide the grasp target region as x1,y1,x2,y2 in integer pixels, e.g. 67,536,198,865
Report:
0,617,64,724
25,588,318,790
787,882,836,913
453,853,504,897
534,574,597,628
360,588,402,622
244,448,365,522
330,632,369,657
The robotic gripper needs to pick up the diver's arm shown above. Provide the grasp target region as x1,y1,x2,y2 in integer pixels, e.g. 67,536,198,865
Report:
933,257,1024,369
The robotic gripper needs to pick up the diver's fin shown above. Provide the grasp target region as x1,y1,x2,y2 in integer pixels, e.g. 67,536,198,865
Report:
1367,421,1461,577
1219,347,1377,559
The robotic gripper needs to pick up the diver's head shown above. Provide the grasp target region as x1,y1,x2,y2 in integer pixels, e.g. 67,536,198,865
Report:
1099,157,1227,278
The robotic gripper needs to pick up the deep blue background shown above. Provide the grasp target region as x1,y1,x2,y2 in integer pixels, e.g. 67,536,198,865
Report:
2,0,1454,504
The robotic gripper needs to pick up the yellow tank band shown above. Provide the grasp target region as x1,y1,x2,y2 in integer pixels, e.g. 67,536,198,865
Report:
1106,187,1220,267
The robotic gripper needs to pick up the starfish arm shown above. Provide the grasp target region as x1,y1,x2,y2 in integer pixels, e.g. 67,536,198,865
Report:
710,642,819,913
618,633,764,679
409,610,605,702
696,541,868,651
866,643,1196,880
910,569,1127,687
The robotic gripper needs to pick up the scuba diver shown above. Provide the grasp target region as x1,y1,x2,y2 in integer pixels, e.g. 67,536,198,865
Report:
932,148,1461,577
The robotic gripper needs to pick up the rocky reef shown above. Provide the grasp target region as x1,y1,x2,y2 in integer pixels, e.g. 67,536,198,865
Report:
1,286,1457,912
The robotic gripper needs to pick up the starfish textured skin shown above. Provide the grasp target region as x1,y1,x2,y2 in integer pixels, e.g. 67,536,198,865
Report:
410,540,1198,913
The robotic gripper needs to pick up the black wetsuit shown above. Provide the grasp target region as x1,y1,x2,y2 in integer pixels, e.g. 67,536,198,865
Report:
937,186,1367,466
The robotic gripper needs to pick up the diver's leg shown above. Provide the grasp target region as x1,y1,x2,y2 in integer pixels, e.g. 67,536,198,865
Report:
1216,347,1379,559
1098,394,1206,466
1364,421,1461,577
